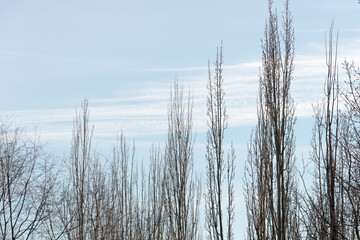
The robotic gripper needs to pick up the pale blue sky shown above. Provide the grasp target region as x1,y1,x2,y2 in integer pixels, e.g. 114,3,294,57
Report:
1,0,358,110
0,0,359,237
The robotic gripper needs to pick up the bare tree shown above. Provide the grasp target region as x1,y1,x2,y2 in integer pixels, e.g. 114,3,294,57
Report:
142,144,166,240
244,84,273,239
245,0,299,239
300,25,352,240
70,99,93,240
0,120,55,240
340,60,360,238
205,43,235,240
107,132,138,240
123,143,167,240
164,80,201,240
52,99,95,240
48,99,113,240
87,156,109,240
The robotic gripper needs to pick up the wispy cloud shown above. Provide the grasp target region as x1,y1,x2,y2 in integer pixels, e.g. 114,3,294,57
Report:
3,41,360,142
297,28,360,34
142,61,260,73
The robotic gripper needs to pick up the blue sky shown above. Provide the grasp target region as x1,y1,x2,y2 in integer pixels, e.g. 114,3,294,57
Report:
0,0,359,237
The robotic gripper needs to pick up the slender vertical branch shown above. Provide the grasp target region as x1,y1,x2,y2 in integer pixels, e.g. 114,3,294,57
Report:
205,43,235,240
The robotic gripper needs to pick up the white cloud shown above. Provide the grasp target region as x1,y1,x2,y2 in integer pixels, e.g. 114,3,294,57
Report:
297,28,360,34
3,39,360,142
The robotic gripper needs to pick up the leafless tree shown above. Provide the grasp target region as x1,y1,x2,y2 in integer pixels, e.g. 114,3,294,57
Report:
164,80,202,240
46,99,113,240
244,0,299,239
244,84,273,239
107,132,138,240
338,60,360,238
87,156,109,240
300,24,354,239
52,99,95,240
69,99,93,239
143,144,166,240
122,143,167,240
205,43,236,240
0,120,55,240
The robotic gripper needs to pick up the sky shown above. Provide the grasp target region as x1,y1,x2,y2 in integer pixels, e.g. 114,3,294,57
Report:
0,0,359,237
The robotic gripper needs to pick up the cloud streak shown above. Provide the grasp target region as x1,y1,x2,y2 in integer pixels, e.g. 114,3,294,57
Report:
2,41,360,142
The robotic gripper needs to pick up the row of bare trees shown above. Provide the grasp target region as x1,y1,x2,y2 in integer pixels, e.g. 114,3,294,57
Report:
1,0,359,239
244,0,360,239
46,83,203,240
1,43,237,239
0,44,236,239
0,80,205,239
